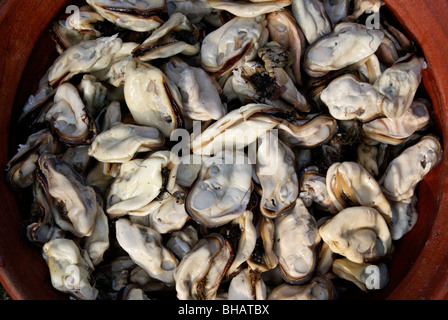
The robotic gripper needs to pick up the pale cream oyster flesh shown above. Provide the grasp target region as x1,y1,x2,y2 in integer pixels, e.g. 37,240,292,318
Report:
291,0,332,44
226,210,257,277
6,0,444,301
255,132,299,218
389,195,418,241
208,0,292,18
304,22,384,77
115,218,179,284
124,60,184,138
6,129,61,189
299,167,338,214
320,74,383,122
185,150,253,228
88,123,165,163
323,0,350,26
267,275,336,300
247,215,279,272
190,103,281,156
274,199,321,284
379,135,443,202
266,9,306,85
37,154,98,238
374,56,427,119
163,57,226,121
42,238,98,300
200,15,269,76
47,35,123,87
106,151,179,217
332,258,389,292
45,83,97,146
86,0,166,32
166,0,213,24
132,12,201,61
228,268,267,300
326,161,394,225
362,99,431,145
174,234,233,300
319,206,393,264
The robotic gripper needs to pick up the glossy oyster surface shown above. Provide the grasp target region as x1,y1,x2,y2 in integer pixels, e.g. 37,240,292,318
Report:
304,22,384,77
255,132,299,218
86,0,166,32
106,151,179,217
163,57,226,121
115,218,178,284
174,234,233,300
132,12,201,61
326,161,394,225
124,60,184,137
42,238,98,300
268,275,336,300
291,0,332,44
38,154,98,238
45,83,97,146
88,123,165,163
319,206,393,264
200,16,269,76
47,35,123,87
208,0,292,18
186,151,253,228
274,199,321,284
380,135,442,202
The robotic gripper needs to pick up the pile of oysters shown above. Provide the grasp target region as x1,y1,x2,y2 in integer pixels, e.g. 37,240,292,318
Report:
5,0,443,300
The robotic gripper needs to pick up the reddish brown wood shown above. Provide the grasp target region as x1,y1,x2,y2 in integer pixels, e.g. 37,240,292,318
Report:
0,0,447,300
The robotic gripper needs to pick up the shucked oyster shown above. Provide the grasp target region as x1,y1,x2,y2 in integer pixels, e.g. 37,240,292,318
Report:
247,215,279,272
190,104,281,156
201,15,269,76
174,234,233,300
86,0,166,32
332,258,389,292
37,154,97,238
268,275,336,300
362,99,431,145
6,129,61,189
124,60,184,137
320,74,383,122
266,9,306,85
115,218,179,284
374,56,427,119
226,210,257,277
228,267,266,300
274,199,321,284
42,238,98,300
45,83,97,146
380,135,442,202
255,132,299,218
163,57,226,121
291,0,332,44
166,0,213,24
132,13,201,61
326,162,393,225
208,0,292,18
88,123,165,163
106,151,179,217
304,22,384,77
47,35,123,87
186,150,253,228
319,206,393,264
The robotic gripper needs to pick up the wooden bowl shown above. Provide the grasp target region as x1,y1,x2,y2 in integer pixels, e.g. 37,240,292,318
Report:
1,0,448,300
